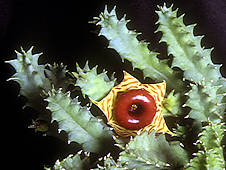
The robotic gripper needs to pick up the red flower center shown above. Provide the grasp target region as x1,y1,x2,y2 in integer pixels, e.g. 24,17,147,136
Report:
113,89,157,130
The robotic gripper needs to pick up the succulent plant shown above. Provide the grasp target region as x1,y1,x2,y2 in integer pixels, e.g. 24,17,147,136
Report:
6,2,225,170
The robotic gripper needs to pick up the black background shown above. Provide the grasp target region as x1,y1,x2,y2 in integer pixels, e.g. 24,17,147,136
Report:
1,0,226,169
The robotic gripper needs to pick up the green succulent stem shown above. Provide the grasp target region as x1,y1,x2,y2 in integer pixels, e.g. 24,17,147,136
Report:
45,88,113,153
46,151,90,170
93,6,185,92
156,3,226,122
103,131,188,169
6,47,51,111
72,61,116,101
187,122,225,169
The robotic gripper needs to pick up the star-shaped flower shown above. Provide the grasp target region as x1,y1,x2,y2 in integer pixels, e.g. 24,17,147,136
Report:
92,71,174,137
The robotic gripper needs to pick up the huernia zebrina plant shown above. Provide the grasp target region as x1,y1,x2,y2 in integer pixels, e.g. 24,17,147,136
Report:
6,2,226,170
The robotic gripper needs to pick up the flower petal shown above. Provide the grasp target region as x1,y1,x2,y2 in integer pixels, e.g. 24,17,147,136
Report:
91,71,175,137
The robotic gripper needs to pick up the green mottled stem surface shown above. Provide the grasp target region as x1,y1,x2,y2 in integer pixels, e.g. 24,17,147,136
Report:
94,6,184,92
45,88,113,153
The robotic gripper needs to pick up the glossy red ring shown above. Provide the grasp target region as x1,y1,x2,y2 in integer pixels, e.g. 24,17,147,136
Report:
113,89,157,130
